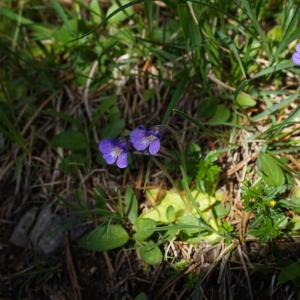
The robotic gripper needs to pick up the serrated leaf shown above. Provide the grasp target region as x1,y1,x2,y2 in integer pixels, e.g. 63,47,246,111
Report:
124,186,138,224
79,224,129,251
258,152,285,187
139,241,163,265
51,130,87,151
236,93,257,108
134,218,156,241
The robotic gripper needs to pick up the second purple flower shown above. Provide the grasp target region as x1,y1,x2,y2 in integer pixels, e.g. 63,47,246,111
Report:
292,44,300,66
130,126,161,155
98,138,128,168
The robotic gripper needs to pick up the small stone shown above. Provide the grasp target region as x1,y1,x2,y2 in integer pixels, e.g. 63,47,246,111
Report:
9,207,38,247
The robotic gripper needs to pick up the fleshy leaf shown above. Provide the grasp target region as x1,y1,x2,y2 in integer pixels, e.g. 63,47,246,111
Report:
138,241,163,265
79,224,129,251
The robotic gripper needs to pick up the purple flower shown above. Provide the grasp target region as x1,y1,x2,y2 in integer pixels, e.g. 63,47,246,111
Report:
98,138,128,168
292,44,300,65
130,126,160,155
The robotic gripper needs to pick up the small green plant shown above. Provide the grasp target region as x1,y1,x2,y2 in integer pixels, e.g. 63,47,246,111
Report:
242,151,297,241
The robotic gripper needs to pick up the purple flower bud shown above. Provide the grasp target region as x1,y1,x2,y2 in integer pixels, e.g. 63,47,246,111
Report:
130,125,161,155
98,138,128,168
292,44,300,66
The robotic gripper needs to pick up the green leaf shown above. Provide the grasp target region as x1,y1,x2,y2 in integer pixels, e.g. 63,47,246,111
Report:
280,198,300,214
208,104,231,124
51,130,87,151
101,113,125,138
135,292,148,300
90,0,103,24
124,186,138,224
79,224,129,251
106,0,134,25
177,215,200,236
236,92,257,108
258,152,285,187
59,153,87,175
53,19,78,43
166,205,176,223
252,60,294,79
139,241,163,265
43,109,82,128
177,2,189,38
144,0,154,33
213,202,229,218
278,262,300,284
0,7,33,25
197,98,218,120
134,218,156,241
51,0,70,25
251,93,298,122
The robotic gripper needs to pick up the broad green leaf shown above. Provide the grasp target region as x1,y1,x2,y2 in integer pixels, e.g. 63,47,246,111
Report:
208,104,231,124
142,189,217,223
134,218,156,241
166,205,176,223
280,198,300,214
197,98,218,120
258,152,285,187
53,19,78,43
79,224,129,251
236,93,257,108
278,262,300,284
101,113,125,138
51,130,87,151
139,241,163,265
212,202,229,218
135,292,148,300
124,186,138,224
177,215,200,236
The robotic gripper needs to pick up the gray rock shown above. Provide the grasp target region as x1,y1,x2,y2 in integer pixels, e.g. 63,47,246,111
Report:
9,207,38,247
10,205,87,256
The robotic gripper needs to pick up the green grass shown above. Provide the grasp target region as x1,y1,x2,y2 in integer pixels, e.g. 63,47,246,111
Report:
1,1,300,299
